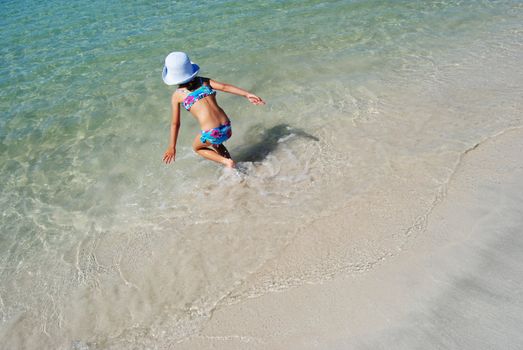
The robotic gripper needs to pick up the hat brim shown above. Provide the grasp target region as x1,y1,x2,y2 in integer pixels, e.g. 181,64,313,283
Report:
162,63,200,85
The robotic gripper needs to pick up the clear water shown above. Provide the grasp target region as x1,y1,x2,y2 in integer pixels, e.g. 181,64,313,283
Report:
1,0,522,348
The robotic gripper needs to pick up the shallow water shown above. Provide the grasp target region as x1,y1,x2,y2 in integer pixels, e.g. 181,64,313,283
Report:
1,0,522,348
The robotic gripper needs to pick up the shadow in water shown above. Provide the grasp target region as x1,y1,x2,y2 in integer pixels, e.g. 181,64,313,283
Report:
234,123,319,163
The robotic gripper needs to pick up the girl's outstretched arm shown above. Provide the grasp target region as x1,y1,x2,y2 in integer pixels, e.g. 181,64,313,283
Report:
163,94,181,164
209,79,265,105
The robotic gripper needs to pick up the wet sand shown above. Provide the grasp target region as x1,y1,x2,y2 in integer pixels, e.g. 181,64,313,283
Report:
177,127,523,349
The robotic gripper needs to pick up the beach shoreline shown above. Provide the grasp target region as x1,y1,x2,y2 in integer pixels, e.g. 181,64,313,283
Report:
1,2,522,348
177,127,523,349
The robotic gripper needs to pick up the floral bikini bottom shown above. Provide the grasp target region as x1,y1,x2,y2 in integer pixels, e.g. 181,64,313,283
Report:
200,122,232,145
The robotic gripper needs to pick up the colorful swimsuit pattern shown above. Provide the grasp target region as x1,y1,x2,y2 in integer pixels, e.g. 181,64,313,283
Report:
182,79,216,111
200,122,232,145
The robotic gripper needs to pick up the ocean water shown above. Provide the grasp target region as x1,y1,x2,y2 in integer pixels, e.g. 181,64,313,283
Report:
1,0,522,348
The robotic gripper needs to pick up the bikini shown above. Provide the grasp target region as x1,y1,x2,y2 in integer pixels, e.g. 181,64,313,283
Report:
180,78,232,145
181,78,216,111
199,122,232,145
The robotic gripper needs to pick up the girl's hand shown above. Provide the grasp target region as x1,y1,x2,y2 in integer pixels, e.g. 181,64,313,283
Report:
246,94,265,105
163,148,176,164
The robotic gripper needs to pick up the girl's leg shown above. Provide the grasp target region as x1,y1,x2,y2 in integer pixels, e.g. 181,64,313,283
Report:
211,143,232,160
192,135,235,168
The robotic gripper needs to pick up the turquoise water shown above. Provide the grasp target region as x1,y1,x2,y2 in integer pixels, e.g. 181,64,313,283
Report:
1,1,522,348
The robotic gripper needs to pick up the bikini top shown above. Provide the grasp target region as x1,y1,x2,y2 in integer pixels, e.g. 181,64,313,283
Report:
180,78,216,111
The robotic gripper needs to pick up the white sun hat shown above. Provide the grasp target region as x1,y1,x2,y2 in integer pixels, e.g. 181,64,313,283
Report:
162,51,200,85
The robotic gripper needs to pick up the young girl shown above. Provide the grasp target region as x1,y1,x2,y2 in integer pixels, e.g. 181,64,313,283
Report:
161,51,265,168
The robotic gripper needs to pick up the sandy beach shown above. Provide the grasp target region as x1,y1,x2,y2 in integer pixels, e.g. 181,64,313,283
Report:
1,1,522,348
177,127,523,349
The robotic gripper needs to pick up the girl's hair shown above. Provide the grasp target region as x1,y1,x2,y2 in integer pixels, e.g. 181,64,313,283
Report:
178,76,202,91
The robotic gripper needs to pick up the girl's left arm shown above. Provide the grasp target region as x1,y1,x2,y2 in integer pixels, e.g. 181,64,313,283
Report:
163,94,181,164
209,79,265,105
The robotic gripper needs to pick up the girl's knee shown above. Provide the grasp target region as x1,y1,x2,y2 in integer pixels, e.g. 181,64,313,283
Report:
192,142,205,153
193,143,212,154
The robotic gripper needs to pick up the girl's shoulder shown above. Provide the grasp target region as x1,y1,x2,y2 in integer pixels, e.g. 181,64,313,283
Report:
194,76,211,87
171,89,186,104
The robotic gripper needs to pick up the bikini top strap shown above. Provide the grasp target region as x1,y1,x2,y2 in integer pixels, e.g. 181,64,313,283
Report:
201,77,215,92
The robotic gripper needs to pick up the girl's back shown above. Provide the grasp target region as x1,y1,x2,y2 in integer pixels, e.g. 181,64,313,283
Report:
175,77,229,130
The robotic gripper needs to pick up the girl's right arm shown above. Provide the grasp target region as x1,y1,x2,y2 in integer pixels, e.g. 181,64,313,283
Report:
163,94,181,164
209,79,265,105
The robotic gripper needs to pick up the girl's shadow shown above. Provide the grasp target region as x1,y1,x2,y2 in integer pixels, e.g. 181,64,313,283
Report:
234,124,319,162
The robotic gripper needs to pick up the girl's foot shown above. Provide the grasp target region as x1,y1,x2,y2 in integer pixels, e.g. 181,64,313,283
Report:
223,159,236,168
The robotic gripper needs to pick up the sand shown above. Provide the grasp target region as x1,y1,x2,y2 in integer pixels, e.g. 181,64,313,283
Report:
176,127,523,349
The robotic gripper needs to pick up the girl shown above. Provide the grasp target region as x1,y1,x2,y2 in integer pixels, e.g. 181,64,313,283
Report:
161,52,265,168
